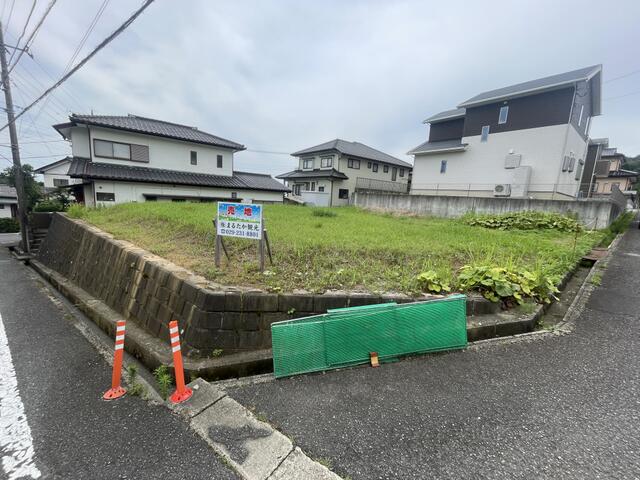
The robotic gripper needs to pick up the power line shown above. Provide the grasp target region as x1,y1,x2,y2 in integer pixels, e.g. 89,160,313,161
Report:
0,138,64,145
7,0,57,75
603,90,640,102
0,0,156,134
246,149,291,155
3,0,14,33
7,0,36,66
604,69,640,84
35,0,107,119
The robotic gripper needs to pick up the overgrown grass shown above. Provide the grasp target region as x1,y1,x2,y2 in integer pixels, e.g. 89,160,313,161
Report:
68,203,604,294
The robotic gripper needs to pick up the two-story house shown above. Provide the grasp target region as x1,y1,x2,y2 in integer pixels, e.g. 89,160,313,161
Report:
591,144,637,198
408,65,603,199
277,139,412,206
0,185,18,219
40,114,288,205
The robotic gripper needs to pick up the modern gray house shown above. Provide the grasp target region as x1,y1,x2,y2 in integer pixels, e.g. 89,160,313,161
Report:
278,139,412,206
408,65,603,199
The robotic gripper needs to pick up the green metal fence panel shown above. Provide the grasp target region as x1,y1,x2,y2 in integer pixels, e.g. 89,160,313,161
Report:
271,294,467,378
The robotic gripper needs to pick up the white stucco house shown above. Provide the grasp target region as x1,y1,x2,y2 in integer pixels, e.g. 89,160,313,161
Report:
43,114,288,206
408,65,603,200
0,185,18,218
277,139,412,206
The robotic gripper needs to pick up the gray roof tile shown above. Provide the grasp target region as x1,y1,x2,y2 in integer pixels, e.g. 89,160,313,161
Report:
458,65,602,108
276,168,349,180
62,114,245,150
407,139,467,155
0,185,17,199
423,108,466,124
67,157,288,192
291,139,412,168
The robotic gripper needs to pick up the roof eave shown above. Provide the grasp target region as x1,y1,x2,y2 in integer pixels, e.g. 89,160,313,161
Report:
422,114,465,124
408,146,467,155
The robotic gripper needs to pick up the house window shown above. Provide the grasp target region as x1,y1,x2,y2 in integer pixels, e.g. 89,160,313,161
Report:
231,192,238,199
318,186,325,192
383,165,389,173
311,181,316,191
611,182,620,192
391,167,397,181
96,192,115,202
347,158,360,169
53,178,69,186
440,160,447,174
498,106,509,124
191,151,198,165
0,204,4,209
302,158,313,169
575,159,584,181
372,163,378,172
578,105,584,126
217,155,223,168
367,162,372,169
338,188,349,199
94,139,132,160
481,126,490,142
399,169,405,177
320,156,333,168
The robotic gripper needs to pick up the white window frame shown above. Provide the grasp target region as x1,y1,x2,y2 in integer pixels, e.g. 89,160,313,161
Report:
347,158,360,169
320,156,333,168
372,163,378,173
578,105,584,127
481,126,490,142
498,106,509,124
302,158,313,170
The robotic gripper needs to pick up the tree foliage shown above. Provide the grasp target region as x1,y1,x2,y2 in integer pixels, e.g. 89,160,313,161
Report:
0,164,42,211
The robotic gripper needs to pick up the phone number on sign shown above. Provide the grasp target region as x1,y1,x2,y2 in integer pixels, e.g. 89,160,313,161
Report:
219,229,261,239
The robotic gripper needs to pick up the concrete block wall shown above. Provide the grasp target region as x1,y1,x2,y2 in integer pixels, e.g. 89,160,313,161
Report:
37,214,494,357
354,192,619,228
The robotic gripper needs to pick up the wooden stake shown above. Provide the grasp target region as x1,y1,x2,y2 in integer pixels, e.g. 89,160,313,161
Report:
264,229,273,265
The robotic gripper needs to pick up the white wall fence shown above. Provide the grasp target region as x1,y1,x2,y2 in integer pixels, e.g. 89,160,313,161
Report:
353,191,624,228
300,191,331,207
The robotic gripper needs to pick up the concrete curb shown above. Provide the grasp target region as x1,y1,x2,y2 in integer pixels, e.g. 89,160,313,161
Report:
168,378,341,480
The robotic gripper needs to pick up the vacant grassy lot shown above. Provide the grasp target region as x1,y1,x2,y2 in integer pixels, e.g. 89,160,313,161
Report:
69,203,603,294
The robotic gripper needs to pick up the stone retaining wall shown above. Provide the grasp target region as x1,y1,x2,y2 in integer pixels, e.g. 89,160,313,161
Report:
37,214,495,357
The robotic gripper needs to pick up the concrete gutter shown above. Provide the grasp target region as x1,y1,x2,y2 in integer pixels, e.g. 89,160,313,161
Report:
168,378,341,480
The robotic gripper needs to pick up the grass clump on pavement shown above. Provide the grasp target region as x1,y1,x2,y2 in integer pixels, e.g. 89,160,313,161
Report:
69,203,603,295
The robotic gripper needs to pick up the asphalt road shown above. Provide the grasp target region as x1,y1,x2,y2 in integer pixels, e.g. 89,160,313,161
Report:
231,225,640,479
0,249,237,480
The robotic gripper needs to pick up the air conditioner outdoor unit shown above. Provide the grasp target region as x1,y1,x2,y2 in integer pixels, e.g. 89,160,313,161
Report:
493,184,511,197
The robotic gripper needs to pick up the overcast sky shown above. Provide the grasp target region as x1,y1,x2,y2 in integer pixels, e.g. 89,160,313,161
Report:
1,0,639,178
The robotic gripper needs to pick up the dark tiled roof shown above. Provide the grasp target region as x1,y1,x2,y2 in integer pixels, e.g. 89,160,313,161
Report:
423,108,466,124
67,157,288,192
0,185,17,199
276,168,349,180
458,65,602,108
59,114,245,151
407,139,467,155
609,169,638,178
34,157,73,174
291,139,412,168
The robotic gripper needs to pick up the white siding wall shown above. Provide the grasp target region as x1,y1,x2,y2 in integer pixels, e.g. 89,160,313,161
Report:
92,180,283,206
41,161,82,188
556,124,589,197
0,203,13,218
411,124,582,198
71,126,235,177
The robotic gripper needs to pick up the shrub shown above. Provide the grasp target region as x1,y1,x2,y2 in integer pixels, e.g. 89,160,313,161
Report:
415,270,450,294
311,208,337,217
457,265,559,305
67,204,88,219
598,211,635,247
33,200,65,212
0,217,20,233
463,211,581,232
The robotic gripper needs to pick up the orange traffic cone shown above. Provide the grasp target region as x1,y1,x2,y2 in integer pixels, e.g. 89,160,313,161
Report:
103,321,127,400
168,320,193,404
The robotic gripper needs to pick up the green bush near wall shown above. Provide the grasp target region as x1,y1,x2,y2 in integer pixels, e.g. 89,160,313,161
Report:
0,217,20,233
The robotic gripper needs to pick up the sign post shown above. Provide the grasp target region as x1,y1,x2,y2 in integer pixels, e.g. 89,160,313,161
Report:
215,202,267,270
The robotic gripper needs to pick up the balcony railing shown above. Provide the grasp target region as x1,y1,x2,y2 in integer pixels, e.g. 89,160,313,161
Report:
355,177,409,194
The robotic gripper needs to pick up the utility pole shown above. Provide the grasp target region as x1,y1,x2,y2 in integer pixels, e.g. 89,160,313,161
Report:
0,22,30,253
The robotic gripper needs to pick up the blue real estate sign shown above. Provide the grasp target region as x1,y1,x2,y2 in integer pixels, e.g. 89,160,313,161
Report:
217,202,263,240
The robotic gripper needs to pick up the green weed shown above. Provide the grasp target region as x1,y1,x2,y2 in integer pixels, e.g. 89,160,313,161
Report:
153,365,173,400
